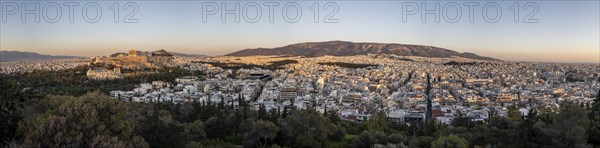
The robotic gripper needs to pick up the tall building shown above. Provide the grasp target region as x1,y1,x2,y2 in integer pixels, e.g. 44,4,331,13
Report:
279,87,297,100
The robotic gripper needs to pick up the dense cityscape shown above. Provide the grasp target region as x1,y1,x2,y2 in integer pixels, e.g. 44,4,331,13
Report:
1,0,598,146
1,48,599,147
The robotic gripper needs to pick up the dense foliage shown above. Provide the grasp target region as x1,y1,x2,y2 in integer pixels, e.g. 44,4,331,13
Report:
193,60,298,70
1,68,599,147
18,92,148,147
1,65,198,96
318,62,379,69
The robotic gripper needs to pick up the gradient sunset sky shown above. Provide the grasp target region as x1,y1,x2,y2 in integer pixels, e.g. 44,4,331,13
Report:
1,0,599,63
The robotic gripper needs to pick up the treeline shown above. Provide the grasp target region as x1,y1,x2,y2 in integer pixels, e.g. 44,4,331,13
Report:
2,90,600,147
193,60,298,70
318,62,379,69
0,66,201,146
2,66,600,147
2,92,341,147
443,61,481,66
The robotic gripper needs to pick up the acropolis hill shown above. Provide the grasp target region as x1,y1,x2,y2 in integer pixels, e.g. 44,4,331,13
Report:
87,49,175,80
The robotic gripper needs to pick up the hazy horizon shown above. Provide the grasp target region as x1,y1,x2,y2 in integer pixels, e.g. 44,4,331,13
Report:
1,1,599,63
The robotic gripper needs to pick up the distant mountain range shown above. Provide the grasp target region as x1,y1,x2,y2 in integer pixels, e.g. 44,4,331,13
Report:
226,41,499,61
2,42,498,61
0,50,82,61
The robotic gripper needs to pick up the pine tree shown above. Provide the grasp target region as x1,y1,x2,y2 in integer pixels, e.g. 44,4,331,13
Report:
282,107,289,118
219,96,225,109
269,107,280,122
258,105,267,120
238,92,248,119
324,104,328,116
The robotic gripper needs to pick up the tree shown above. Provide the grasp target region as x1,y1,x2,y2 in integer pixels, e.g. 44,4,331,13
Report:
350,131,377,148
268,107,280,122
433,126,470,143
512,108,549,147
0,78,32,145
327,112,342,125
416,119,440,137
507,105,523,122
243,119,280,148
431,134,468,148
204,113,228,139
281,107,289,118
486,116,518,146
185,139,236,148
258,105,267,120
451,116,472,128
137,107,183,147
278,109,335,147
544,102,591,147
409,136,435,148
373,143,409,148
181,120,207,144
589,89,600,147
363,112,388,133
467,125,493,147
18,92,148,147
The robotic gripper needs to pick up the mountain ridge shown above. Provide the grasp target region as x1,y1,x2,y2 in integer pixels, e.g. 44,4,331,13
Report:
226,41,500,61
0,50,82,61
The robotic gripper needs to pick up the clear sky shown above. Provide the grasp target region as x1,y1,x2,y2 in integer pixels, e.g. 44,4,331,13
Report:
1,0,599,63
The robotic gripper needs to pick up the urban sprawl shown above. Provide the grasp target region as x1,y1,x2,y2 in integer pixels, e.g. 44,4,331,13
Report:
2,50,599,125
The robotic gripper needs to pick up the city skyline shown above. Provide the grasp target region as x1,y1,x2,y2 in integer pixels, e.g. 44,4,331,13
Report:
1,1,599,63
